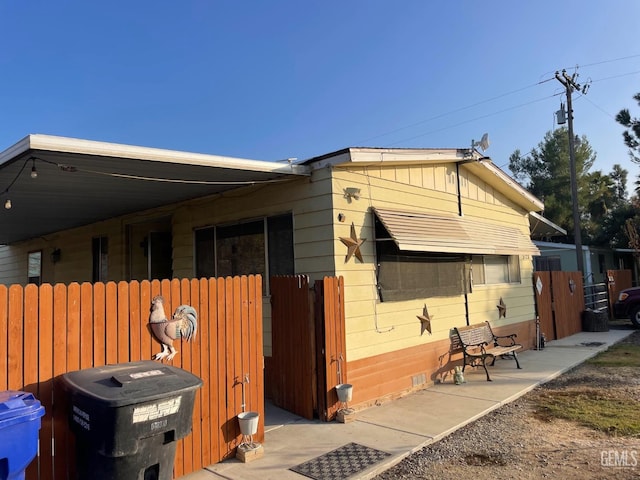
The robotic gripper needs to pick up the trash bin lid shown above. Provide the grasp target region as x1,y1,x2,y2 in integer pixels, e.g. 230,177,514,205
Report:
0,391,45,426
61,361,203,407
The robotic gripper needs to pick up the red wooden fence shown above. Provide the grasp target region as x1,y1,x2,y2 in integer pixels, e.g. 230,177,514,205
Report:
268,275,314,420
0,276,264,480
315,276,346,422
533,271,584,340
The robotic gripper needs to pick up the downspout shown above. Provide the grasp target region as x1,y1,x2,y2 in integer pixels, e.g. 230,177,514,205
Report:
456,160,470,326
456,161,463,217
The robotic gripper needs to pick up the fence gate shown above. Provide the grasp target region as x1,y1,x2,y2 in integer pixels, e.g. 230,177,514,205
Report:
268,275,315,420
534,271,584,340
267,276,346,421
314,276,346,422
533,271,555,340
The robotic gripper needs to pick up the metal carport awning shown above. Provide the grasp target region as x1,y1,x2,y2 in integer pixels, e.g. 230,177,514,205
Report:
373,207,540,256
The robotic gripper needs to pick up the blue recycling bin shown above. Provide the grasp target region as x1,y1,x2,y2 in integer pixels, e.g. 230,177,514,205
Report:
0,391,45,480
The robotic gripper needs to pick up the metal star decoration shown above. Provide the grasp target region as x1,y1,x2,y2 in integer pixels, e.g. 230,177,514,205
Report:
417,304,432,335
497,297,507,318
339,223,366,263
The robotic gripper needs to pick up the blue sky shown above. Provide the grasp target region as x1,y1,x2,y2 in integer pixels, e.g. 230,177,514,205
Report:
1,1,639,191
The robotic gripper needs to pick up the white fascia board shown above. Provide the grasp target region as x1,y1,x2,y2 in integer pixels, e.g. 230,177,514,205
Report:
307,148,465,170
0,135,32,167
468,159,544,211
350,148,465,164
529,211,567,235
1,134,310,176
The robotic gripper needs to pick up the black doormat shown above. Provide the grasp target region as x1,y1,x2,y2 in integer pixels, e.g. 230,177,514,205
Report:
290,442,391,480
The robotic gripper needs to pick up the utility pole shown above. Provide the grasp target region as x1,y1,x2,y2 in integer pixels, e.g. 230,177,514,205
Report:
555,69,588,276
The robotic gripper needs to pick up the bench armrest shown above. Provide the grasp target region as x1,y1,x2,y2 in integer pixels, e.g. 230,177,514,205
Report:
493,333,517,346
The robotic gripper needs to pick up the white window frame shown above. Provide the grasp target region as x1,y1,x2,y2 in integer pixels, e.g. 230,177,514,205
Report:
472,255,521,285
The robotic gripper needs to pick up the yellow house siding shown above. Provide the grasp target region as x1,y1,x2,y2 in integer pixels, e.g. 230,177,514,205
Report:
0,220,127,286
458,252,536,328
0,245,30,285
172,170,335,281
330,163,537,363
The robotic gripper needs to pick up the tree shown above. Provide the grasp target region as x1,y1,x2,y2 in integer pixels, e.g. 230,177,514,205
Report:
616,92,640,163
590,164,631,248
509,129,628,246
509,128,595,240
610,164,628,202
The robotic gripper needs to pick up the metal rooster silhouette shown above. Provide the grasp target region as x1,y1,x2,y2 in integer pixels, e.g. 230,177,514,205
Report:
148,295,198,361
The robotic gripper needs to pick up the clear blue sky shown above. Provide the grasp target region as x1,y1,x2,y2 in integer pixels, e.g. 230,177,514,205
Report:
1,1,639,191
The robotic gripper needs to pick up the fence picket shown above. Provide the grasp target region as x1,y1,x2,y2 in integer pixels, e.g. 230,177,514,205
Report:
52,283,70,480
93,282,106,367
0,285,7,392
36,284,54,480
23,285,38,480
80,283,93,370
129,281,142,362
8,285,24,390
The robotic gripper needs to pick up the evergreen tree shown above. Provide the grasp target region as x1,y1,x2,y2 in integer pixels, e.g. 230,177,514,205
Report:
616,92,640,164
509,128,595,242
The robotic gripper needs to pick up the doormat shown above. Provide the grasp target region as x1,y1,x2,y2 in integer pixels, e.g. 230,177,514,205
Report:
290,442,391,480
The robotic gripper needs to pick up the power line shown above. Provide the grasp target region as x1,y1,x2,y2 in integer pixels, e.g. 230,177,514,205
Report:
385,94,557,146
590,69,640,83
348,55,639,153
355,80,552,145
562,53,640,70
578,95,616,120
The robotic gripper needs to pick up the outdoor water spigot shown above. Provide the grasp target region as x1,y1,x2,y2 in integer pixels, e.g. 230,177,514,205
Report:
240,374,250,412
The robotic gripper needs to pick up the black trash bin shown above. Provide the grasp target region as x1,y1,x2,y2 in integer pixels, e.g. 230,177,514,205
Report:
61,360,202,480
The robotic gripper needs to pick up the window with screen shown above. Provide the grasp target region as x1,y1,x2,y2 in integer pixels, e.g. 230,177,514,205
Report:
195,213,294,293
92,236,108,282
28,250,42,285
472,255,521,285
375,219,469,302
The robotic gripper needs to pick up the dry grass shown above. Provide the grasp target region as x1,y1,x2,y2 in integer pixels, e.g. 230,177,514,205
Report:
533,339,640,437
586,343,640,367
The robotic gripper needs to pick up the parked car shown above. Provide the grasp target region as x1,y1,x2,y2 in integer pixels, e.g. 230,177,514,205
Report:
613,287,640,327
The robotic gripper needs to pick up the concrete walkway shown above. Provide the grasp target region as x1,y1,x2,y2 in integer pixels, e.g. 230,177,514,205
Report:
183,327,635,480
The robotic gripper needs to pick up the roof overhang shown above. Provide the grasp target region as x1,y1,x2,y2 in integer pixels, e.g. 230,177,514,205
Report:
0,135,310,245
305,147,544,213
374,207,540,256
529,211,567,239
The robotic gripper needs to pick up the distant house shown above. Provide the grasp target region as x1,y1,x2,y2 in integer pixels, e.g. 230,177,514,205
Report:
0,134,543,413
529,211,637,285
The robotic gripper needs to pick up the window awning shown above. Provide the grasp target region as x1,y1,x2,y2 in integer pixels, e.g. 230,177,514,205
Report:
373,207,539,256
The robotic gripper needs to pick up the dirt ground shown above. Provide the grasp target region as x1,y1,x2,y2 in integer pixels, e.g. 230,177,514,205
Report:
374,326,640,480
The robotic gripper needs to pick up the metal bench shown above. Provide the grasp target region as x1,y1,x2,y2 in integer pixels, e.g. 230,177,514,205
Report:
453,321,522,381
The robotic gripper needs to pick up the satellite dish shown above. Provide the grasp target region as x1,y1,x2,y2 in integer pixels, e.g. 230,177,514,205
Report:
472,133,490,152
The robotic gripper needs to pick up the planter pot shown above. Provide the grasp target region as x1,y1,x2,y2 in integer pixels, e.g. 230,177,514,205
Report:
335,383,353,403
237,411,259,436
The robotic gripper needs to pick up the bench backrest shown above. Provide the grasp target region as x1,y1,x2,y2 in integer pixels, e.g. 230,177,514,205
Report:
452,322,493,349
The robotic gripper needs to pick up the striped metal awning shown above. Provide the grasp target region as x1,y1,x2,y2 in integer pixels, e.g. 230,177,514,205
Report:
373,207,539,256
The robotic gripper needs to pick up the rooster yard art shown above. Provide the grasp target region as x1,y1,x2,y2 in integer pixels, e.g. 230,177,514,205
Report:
148,295,198,361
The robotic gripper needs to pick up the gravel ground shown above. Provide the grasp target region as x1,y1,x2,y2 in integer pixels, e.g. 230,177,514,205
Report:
373,327,640,480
